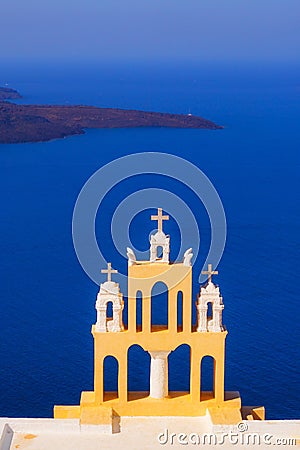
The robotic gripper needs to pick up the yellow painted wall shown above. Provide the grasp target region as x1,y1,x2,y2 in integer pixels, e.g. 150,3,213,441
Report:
55,260,243,423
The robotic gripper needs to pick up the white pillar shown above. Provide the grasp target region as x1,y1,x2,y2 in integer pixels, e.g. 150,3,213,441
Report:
96,305,107,332
212,304,224,332
149,351,170,399
197,305,207,332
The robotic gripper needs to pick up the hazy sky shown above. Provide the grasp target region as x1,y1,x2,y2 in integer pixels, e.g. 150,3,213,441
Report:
1,0,299,62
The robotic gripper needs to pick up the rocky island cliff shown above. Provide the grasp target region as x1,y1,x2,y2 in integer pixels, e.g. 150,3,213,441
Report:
0,88,223,144
0,87,22,100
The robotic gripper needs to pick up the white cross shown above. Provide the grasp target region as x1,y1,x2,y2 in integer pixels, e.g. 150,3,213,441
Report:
101,262,118,282
202,264,218,283
151,208,169,232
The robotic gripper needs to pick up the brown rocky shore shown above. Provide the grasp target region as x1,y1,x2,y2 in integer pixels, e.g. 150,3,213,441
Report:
0,88,223,144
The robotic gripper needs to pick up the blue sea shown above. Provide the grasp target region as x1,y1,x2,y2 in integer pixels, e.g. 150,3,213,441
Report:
0,61,299,419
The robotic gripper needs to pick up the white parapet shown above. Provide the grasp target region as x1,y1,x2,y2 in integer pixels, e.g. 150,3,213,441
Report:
1,416,300,449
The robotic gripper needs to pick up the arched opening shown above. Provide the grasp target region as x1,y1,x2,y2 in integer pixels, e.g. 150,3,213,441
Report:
200,355,215,401
168,344,190,397
106,301,113,320
128,344,150,401
151,281,168,332
156,245,163,258
103,355,118,401
177,291,183,332
136,290,143,332
207,302,213,321
122,296,128,328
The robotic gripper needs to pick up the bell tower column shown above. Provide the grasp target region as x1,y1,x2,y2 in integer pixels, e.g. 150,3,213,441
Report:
149,350,170,398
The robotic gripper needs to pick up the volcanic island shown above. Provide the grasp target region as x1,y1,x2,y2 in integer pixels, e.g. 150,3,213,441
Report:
0,87,223,144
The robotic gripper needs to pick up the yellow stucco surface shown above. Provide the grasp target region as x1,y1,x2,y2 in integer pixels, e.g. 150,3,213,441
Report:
54,260,252,424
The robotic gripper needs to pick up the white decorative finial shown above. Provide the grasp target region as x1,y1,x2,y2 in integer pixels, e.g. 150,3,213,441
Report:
101,262,118,282
151,208,169,233
126,247,136,266
183,248,193,266
201,263,218,283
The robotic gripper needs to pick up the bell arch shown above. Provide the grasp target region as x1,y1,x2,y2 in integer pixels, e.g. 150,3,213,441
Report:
127,344,150,401
200,355,215,401
207,301,213,321
177,291,183,331
156,245,163,258
168,344,191,394
136,290,143,332
103,355,119,401
151,281,168,332
106,300,113,319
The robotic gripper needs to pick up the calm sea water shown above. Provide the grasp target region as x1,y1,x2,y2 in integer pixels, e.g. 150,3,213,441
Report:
0,61,299,419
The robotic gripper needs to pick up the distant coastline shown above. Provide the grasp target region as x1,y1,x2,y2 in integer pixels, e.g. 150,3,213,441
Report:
0,87,22,100
0,87,223,144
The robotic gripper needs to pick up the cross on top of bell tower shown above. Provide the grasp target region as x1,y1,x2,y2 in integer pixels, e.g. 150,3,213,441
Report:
202,264,218,283
101,262,118,282
151,208,169,233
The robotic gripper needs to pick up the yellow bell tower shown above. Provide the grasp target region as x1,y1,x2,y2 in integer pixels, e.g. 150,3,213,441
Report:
54,208,258,426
